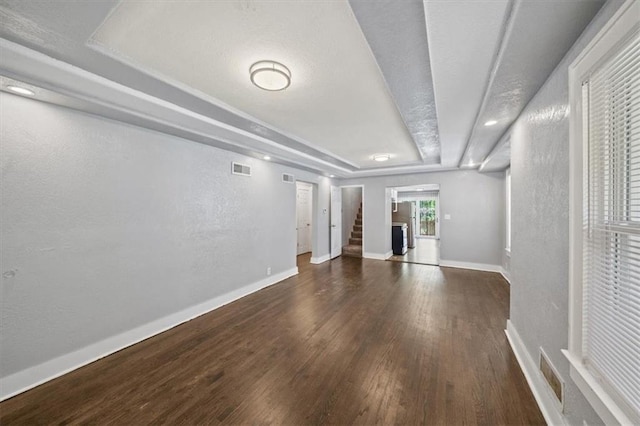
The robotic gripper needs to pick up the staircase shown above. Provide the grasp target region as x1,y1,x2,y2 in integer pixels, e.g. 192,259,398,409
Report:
342,203,363,258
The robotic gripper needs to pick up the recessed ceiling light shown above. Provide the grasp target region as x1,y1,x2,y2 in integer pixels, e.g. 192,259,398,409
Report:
416,188,424,191
250,61,291,91
263,155,271,160
373,154,391,162
6,85,35,96
484,120,498,126
329,174,335,178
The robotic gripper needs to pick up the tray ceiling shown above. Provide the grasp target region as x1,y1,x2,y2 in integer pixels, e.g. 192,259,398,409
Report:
0,0,606,177
90,1,421,169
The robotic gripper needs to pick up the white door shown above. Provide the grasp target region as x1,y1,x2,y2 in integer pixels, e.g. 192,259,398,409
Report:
296,182,313,255
330,185,342,258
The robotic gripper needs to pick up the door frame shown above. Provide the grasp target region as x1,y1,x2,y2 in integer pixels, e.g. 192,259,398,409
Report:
330,185,342,259
416,192,440,240
295,181,313,255
295,180,319,264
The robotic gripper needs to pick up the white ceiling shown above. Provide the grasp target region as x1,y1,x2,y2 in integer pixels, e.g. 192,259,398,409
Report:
0,0,606,177
91,1,420,169
424,0,511,168
349,0,441,165
457,0,605,168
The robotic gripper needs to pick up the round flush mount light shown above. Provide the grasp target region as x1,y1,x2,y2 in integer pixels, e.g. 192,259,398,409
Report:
484,120,498,126
6,85,35,96
250,61,291,91
373,154,391,162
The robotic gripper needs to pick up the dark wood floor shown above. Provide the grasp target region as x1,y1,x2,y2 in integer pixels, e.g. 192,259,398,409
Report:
0,255,544,425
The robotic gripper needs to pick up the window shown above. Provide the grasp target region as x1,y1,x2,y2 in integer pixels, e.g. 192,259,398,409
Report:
567,1,640,424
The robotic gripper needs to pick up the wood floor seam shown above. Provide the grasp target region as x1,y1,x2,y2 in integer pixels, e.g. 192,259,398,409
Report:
0,254,544,425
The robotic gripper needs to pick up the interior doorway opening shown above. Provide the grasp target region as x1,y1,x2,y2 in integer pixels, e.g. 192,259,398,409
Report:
389,184,440,266
341,186,363,258
330,185,364,259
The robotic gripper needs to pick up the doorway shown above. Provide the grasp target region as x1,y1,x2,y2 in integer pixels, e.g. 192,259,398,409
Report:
417,193,439,239
330,185,365,259
388,185,440,266
341,186,363,258
296,182,313,256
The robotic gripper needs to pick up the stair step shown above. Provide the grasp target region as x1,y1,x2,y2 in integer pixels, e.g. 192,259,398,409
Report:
349,237,362,245
357,213,362,220
353,225,362,232
352,231,362,238
355,219,362,226
342,244,363,258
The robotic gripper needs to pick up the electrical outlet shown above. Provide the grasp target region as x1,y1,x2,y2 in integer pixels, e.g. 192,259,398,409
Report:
266,267,271,276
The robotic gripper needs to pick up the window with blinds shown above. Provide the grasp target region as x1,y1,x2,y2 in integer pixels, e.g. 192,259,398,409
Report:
582,30,640,419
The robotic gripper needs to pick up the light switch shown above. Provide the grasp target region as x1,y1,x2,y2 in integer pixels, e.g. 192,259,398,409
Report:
444,214,451,220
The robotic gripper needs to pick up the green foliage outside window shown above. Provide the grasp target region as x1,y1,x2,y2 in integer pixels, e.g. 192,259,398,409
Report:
419,199,436,236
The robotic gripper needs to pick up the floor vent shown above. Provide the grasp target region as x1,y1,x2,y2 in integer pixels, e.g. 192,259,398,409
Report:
232,162,251,176
539,348,564,411
282,173,295,183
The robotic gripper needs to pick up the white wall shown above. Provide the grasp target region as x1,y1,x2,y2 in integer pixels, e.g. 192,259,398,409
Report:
341,187,362,244
0,92,331,399
341,170,505,267
508,1,624,424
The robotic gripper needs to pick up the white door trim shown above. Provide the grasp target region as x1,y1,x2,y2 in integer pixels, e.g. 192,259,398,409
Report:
330,185,342,259
295,181,313,255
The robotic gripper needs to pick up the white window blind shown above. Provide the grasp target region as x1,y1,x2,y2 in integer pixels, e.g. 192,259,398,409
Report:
583,30,640,418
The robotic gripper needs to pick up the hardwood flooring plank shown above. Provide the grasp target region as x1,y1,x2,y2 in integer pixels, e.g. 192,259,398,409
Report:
0,255,545,425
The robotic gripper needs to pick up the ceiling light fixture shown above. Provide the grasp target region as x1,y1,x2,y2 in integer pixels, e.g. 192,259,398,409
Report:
484,120,498,126
263,155,271,160
373,154,391,162
329,175,335,178
6,85,35,96
250,61,291,91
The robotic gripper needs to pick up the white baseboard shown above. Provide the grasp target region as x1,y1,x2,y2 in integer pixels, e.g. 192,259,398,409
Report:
310,254,330,264
0,267,299,402
363,251,392,261
439,259,502,273
505,320,566,426
500,268,511,284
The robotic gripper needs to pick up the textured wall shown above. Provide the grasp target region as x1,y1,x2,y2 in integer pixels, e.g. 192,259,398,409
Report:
0,92,330,379
341,170,504,265
509,1,624,424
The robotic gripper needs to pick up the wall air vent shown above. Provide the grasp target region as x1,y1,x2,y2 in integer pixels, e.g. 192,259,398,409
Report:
282,173,295,183
232,162,251,177
539,348,564,411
